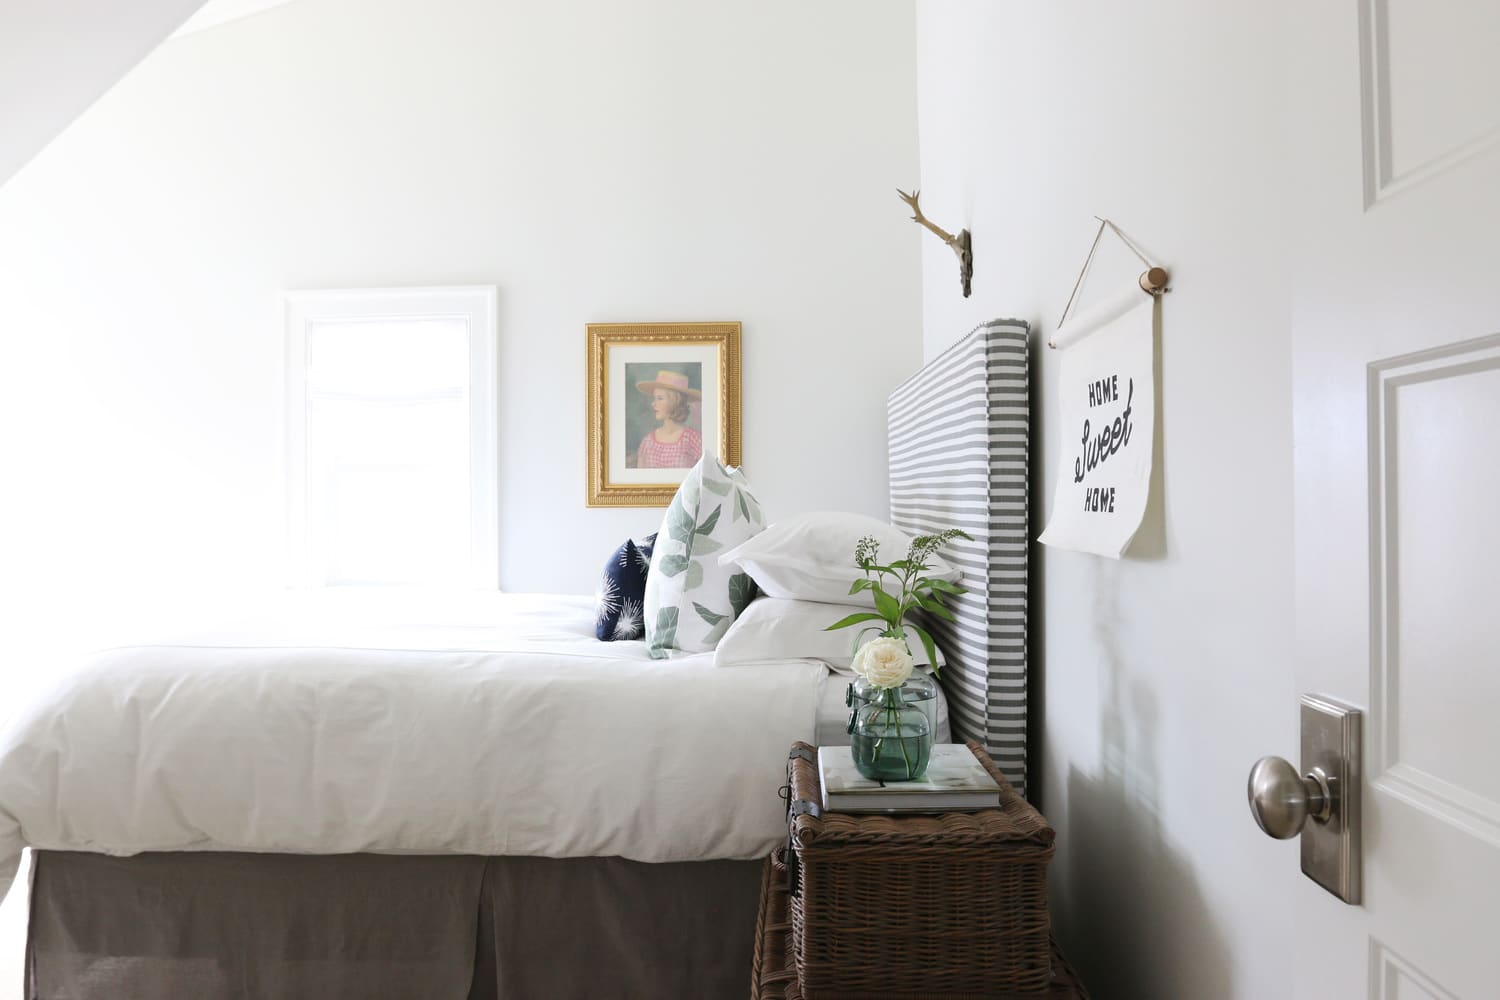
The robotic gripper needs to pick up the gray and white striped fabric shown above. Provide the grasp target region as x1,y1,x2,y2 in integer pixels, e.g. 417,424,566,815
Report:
888,319,1030,795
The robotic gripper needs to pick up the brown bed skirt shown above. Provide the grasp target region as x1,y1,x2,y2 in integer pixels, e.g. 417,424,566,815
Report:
24,850,762,1000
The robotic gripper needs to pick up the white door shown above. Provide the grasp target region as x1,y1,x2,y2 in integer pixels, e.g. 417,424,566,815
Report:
1290,2,1500,997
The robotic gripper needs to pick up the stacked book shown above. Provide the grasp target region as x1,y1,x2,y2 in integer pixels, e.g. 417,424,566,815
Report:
817,743,1003,813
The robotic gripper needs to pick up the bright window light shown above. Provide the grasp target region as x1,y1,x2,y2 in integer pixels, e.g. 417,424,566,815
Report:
286,288,497,588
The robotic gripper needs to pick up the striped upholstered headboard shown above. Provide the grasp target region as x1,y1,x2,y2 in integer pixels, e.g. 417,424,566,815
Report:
887,319,1030,795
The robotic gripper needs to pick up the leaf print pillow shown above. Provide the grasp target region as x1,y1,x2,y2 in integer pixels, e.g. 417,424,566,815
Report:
644,453,765,657
595,533,656,641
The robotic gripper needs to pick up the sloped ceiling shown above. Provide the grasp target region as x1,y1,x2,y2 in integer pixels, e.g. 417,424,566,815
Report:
174,0,296,38
0,0,208,188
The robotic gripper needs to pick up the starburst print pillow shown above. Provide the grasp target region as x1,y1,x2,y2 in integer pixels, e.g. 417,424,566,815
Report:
595,533,657,641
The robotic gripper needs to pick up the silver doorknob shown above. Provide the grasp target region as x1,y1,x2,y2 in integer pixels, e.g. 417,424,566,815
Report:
1247,756,1333,839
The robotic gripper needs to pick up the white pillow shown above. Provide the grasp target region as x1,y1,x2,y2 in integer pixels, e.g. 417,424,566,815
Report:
644,454,766,657
714,597,943,672
717,511,962,608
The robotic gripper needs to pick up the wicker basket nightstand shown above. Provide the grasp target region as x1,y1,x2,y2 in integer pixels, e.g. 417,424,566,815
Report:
752,741,1089,1000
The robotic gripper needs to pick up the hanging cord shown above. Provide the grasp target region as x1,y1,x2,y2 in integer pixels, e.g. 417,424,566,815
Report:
1057,217,1164,330
1057,218,1108,330
1098,217,1154,268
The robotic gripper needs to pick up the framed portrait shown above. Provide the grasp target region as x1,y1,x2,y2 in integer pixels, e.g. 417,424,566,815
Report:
587,322,741,507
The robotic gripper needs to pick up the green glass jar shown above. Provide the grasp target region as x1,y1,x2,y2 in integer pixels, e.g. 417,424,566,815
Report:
848,670,939,740
850,685,933,782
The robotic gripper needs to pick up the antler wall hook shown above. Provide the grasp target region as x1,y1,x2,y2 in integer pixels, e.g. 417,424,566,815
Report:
897,189,972,298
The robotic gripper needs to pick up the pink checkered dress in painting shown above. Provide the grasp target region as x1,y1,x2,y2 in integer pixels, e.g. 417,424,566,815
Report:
637,426,703,469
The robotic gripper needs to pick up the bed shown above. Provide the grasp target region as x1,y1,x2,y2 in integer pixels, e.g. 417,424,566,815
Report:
0,591,949,999
1,591,828,997
1,318,1027,999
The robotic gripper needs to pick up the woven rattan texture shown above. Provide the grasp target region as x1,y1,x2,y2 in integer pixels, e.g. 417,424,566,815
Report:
752,854,1090,999
751,852,802,1000
783,741,1057,998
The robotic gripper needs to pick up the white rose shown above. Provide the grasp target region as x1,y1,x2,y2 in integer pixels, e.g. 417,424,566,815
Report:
858,636,913,689
849,643,870,679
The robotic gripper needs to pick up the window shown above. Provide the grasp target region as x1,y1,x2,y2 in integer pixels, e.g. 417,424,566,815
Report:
285,287,498,588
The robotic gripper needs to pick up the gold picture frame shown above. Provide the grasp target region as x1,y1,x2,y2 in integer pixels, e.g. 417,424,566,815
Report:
587,322,742,507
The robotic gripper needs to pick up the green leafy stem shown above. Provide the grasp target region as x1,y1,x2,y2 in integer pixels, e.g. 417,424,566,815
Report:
875,689,915,777
824,527,971,672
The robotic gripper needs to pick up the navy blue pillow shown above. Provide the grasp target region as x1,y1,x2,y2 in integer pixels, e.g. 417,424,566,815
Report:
595,533,656,641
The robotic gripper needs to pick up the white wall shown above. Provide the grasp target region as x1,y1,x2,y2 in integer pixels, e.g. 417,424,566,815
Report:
0,0,921,651
915,3,1298,998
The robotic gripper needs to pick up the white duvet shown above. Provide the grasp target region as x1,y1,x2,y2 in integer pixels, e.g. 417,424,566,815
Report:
0,591,827,906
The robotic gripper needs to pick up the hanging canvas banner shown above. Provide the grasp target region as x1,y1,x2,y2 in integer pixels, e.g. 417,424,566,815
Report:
1038,289,1156,558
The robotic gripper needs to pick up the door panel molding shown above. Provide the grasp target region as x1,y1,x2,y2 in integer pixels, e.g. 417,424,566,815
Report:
1359,0,1500,207
1368,937,1459,1000
1367,333,1500,846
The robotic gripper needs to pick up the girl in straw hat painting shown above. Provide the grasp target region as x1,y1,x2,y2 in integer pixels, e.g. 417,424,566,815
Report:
632,367,704,470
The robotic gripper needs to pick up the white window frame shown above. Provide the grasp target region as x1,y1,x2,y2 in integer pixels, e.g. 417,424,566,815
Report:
284,286,499,588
